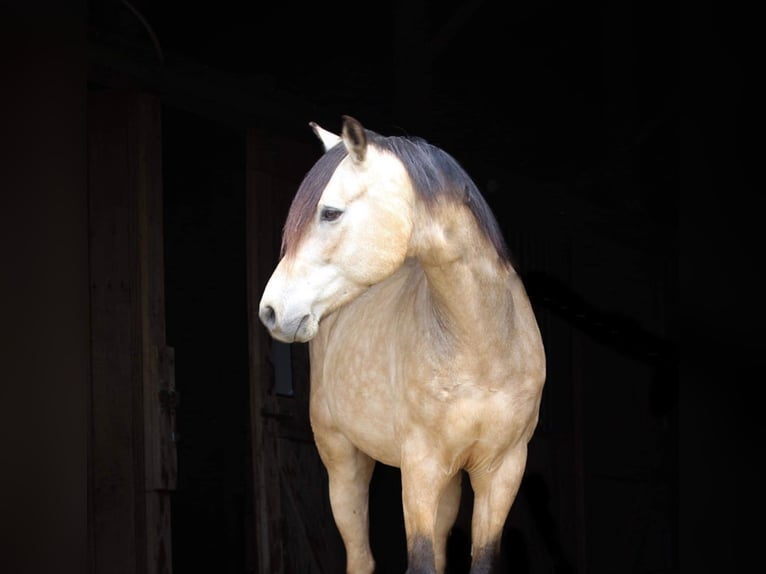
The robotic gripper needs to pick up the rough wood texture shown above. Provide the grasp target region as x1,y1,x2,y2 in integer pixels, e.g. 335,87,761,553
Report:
88,89,175,574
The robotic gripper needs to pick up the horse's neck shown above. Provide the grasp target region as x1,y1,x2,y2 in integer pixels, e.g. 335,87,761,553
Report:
409,203,518,344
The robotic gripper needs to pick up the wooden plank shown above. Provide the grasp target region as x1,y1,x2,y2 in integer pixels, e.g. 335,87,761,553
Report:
88,89,174,574
247,162,286,574
88,89,142,574
131,92,176,574
132,93,177,494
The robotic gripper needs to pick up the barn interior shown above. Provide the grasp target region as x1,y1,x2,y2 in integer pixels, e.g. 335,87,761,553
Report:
4,2,762,574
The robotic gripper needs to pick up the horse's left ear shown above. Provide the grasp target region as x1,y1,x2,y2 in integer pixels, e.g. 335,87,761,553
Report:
309,122,341,151
341,115,367,164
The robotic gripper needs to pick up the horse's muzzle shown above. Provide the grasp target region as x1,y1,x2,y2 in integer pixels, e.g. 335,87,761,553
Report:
259,304,317,343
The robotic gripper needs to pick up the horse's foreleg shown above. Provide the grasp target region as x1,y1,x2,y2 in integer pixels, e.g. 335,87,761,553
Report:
467,446,528,574
315,434,376,574
434,472,462,573
400,455,458,574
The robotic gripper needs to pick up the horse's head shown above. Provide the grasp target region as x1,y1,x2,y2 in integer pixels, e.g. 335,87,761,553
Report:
258,116,414,343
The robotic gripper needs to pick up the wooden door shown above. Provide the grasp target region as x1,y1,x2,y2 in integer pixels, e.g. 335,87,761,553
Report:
246,129,347,573
88,89,177,574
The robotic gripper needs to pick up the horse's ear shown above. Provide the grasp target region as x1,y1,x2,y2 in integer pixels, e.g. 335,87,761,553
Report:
341,115,367,164
309,122,341,151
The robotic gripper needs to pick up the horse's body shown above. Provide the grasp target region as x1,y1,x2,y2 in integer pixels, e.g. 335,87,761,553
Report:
259,116,545,574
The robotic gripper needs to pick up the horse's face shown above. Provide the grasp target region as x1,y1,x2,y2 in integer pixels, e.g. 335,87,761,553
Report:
259,117,414,343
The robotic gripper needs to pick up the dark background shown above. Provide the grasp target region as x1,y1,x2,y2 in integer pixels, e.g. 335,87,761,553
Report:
141,1,678,572
2,1,763,573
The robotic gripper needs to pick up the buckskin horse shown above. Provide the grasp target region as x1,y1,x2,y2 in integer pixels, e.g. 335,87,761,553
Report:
259,116,546,573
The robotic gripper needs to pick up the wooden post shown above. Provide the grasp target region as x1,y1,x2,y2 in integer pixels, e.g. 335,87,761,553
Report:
246,129,289,574
88,89,176,574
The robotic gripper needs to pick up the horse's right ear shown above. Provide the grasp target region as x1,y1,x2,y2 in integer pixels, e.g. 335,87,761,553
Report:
309,122,341,152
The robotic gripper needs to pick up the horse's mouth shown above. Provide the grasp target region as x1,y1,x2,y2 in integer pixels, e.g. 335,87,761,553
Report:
292,313,317,343
265,313,318,344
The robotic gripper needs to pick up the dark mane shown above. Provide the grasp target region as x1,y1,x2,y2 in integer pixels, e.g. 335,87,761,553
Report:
282,130,511,266
371,132,511,267
281,143,347,257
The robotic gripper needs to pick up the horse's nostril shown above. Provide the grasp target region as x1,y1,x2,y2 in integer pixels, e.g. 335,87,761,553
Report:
260,305,276,329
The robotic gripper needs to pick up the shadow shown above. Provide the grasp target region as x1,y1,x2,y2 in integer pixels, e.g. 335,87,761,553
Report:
519,473,574,574
524,271,677,419
445,526,472,574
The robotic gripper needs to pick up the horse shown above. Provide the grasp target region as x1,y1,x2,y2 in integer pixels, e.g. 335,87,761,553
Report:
258,115,546,574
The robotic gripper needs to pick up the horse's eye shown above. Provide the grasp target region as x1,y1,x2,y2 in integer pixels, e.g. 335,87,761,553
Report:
320,207,343,222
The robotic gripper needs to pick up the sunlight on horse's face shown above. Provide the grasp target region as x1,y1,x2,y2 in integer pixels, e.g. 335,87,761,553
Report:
259,146,414,343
